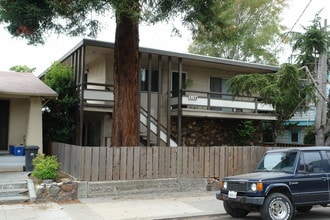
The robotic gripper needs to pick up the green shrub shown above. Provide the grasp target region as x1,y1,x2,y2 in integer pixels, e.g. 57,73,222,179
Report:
32,154,59,180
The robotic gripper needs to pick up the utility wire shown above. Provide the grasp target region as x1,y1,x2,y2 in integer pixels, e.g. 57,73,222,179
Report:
275,0,313,51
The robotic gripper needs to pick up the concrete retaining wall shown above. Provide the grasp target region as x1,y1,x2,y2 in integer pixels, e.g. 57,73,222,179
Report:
78,178,208,199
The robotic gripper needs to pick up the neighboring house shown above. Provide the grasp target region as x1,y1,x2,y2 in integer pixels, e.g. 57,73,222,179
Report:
276,108,316,145
40,39,279,147
0,71,57,153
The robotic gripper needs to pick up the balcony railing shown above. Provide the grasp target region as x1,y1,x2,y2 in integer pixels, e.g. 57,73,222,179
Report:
78,83,275,117
79,82,114,108
171,89,275,115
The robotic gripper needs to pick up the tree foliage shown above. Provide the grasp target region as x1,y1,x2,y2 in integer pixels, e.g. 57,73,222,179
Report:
229,64,315,135
188,0,287,65
291,13,330,72
9,65,36,73
43,62,79,144
0,0,233,146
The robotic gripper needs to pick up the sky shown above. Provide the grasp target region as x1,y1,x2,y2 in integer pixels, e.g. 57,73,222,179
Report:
0,0,329,74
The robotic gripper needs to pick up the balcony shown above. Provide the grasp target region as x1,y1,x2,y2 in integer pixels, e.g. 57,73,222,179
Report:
78,83,277,121
79,82,114,112
170,90,277,121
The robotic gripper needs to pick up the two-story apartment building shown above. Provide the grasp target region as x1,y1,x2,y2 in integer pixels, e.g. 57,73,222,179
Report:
41,39,279,147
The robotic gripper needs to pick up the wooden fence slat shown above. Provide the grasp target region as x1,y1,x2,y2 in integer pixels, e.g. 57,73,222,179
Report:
214,147,220,178
84,147,93,181
209,147,215,178
176,147,182,178
193,148,199,178
105,147,113,181
112,148,120,180
146,147,153,179
188,147,194,178
182,147,188,178
197,147,204,178
227,147,234,176
159,147,165,178
70,145,80,178
133,147,140,179
79,146,85,180
164,147,171,178
120,147,127,180
98,147,107,181
126,147,134,180
242,146,250,174
219,146,226,179
140,147,147,179
204,147,210,177
91,147,100,181
170,148,177,178
152,147,159,178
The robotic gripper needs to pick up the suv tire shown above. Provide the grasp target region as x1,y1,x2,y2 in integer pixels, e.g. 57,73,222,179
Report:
223,201,249,217
260,193,293,220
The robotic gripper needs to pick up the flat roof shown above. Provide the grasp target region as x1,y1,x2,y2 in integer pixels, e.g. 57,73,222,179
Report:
40,38,279,77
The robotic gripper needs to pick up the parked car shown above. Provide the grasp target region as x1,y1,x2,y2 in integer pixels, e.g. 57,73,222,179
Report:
216,146,330,220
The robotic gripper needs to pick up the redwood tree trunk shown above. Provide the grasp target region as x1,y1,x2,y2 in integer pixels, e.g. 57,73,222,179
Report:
112,9,139,147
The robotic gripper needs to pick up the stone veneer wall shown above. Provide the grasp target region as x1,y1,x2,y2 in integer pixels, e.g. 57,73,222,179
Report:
35,179,78,202
171,117,263,146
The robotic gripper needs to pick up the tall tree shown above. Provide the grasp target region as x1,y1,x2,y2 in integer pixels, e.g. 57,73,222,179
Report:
291,15,330,145
0,0,232,146
10,65,36,73
188,0,287,65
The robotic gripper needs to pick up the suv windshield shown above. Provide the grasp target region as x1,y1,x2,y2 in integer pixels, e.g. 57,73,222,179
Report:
255,151,298,173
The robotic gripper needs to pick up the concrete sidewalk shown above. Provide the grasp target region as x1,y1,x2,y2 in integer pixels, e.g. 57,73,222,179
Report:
0,190,226,220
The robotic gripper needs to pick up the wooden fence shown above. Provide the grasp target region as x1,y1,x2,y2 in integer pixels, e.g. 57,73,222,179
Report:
50,142,277,182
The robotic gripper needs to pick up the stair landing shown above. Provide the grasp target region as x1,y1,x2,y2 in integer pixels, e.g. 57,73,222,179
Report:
0,152,25,172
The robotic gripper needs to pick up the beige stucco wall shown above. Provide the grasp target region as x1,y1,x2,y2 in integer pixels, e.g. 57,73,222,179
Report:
8,99,29,146
25,97,43,153
8,98,43,153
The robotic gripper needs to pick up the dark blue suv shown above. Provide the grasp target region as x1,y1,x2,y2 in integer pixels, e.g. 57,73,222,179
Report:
216,146,330,220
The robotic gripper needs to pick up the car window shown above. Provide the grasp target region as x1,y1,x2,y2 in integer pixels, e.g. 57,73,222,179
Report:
256,152,297,172
300,152,324,173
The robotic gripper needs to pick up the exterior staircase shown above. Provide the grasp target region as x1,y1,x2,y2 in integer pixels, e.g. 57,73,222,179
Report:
0,153,36,204
140,107,177,147
0,180,36,204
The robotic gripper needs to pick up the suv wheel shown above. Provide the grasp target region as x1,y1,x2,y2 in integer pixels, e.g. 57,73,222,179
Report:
260,193,293,220
223,201,249,217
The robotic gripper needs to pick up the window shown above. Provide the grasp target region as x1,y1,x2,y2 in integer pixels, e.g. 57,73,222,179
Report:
300,152,324,173
290,131,299,143
171,71,186,97
141,68,159,92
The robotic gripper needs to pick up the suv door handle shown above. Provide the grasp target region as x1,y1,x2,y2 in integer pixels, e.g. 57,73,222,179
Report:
321,177,327,182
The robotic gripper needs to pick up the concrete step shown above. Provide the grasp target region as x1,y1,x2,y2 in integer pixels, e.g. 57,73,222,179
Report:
0,181,27,189
0,166,24,173
0,195,30,204
0,180,34,204
0,188,28,197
